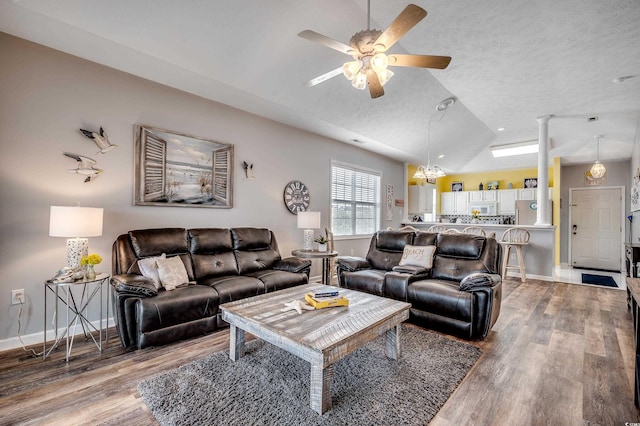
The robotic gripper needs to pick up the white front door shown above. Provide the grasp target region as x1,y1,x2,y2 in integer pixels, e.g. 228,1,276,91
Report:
570,187,623,271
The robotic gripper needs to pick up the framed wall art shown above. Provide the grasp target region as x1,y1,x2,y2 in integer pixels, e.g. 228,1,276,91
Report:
632,185,640,212
523,177,538,188
134,125,233,208
451,182,463,192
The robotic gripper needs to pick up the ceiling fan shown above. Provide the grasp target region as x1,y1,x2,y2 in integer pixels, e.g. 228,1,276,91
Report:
298,2,451,99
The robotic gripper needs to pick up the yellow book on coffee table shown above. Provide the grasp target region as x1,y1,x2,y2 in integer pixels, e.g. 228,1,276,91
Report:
304,292,349,309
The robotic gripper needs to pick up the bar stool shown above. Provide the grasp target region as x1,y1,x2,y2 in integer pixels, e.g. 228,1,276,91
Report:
500,227,530,282
462,226,486,236
427,225,450,233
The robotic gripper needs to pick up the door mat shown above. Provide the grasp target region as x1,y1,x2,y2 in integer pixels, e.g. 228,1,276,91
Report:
581,273,618,288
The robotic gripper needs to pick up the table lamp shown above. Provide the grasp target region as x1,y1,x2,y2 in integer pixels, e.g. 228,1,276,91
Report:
49,206,103,269
297,211,320,251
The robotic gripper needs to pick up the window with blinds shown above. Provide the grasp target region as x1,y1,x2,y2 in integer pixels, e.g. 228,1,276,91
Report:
331,161,381,236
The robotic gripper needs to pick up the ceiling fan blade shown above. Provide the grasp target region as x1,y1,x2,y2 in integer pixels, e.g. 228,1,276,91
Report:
297,30,354,55
304,67,344,87
367,70,385,99
388,54,451,69
374,4,427,52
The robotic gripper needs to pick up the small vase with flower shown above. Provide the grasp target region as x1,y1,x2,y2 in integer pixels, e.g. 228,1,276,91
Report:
471,210,480,224
80,253,102,280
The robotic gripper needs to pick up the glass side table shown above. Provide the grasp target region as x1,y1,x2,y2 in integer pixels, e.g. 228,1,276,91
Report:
291,249,338,285
43,273,110,362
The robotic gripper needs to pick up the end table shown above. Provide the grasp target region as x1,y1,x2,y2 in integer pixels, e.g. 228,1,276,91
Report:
43,272,110,362
292,249,338,285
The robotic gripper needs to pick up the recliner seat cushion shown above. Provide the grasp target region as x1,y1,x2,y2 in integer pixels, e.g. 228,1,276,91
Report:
137,285,218,333
341,269,386,296
247,269,308,292
201,275,265,304
407,279,473,323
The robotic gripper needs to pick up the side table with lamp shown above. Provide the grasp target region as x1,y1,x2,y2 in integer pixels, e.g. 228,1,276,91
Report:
45,205,108,362
43,272,110,362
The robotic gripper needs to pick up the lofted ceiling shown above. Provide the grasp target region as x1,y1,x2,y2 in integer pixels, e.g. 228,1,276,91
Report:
2,0,639,174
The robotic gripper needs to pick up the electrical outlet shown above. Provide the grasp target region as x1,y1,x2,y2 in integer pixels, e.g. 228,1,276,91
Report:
11,289,25,305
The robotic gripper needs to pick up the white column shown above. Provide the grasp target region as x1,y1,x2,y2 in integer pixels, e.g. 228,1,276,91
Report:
535,115,552,225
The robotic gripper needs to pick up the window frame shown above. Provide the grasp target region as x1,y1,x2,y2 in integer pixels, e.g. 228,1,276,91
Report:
330,160,382,238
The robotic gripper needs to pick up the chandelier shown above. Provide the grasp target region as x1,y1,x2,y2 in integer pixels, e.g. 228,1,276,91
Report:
590,135,606,179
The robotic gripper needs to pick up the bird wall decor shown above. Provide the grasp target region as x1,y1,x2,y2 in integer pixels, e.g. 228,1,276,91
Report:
242,161,255,179
79,126,117,154
63,152,103,182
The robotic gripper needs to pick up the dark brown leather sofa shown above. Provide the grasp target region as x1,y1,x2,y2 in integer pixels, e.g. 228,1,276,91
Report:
111,227,311,349
337,230,503,339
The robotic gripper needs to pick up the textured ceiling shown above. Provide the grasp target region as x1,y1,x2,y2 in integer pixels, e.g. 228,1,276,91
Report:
2,0,639,173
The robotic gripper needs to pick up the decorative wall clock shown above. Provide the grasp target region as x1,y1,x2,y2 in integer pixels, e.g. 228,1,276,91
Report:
283,180,310,214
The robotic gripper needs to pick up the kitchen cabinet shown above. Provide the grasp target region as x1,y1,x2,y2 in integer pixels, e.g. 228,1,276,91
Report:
518,187,553,200
498,189,517,214
408,184,436,213
469,190,497,202
518,188,536,200
441,191,469,215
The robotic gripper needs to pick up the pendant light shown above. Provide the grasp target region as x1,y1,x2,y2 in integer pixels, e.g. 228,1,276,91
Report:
590,135,606,179
413,98,455,180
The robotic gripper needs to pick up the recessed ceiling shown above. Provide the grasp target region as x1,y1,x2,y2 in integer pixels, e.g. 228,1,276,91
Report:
2,0,639,173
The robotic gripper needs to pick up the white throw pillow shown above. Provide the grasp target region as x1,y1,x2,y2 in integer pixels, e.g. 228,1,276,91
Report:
137,253,166,290
156,256,189,291
399,245,436,269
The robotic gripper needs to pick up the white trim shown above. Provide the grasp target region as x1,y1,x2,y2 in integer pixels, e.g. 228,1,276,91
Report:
330,159,382,177
0,317,116,352
568,185,625,272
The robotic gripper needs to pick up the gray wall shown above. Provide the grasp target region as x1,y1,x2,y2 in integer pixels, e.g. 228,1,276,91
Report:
559,159,631,264
630,119,640,241
0,33,405,346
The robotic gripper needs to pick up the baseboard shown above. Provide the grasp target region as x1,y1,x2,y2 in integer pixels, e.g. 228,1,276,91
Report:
0,317,115,353
505,271,554,282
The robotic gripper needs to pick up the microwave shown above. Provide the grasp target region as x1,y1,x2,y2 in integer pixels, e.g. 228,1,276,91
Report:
469,202,497,216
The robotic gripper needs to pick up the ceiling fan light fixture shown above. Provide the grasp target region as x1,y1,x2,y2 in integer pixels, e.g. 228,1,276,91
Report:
343,60,362,80
371,53,389,71
352,71,367,90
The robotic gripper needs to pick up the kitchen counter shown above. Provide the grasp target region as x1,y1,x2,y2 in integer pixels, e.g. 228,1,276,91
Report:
401,221,556,280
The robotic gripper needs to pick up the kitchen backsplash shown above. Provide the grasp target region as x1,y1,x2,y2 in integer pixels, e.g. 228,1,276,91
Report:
439,215,516,225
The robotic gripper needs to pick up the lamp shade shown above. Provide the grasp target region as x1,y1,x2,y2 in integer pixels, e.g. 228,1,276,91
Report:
49,206,103,237
297,211,320,229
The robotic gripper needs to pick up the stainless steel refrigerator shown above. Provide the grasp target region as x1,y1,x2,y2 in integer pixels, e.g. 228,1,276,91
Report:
515,200,552,225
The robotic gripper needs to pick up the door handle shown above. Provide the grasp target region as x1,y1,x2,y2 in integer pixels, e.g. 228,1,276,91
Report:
572,224,577,235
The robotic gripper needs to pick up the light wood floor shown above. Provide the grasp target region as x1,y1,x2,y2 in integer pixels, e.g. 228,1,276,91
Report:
0,278,638,425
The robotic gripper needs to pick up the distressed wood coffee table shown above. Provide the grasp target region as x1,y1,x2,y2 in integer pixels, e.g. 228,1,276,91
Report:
220,283,411,415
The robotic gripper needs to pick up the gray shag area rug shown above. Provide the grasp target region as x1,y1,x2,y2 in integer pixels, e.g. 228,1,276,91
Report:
138,325,482,425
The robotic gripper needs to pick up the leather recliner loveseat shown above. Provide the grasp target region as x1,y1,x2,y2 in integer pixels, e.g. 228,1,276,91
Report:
337,230,502,339
111,227,311,349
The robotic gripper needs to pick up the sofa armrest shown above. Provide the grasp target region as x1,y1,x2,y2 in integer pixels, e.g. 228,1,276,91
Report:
384,271,431,301
111,274,158,297
273,257,312,274
391,265,429,275
336,256,371,272
459,272,502,292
